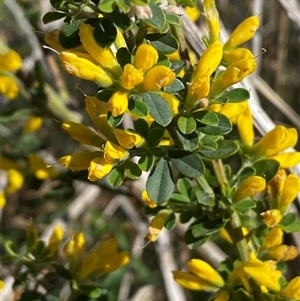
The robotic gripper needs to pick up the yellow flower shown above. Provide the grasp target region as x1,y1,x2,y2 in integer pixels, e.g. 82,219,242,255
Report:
232,176,266,202
281,276,300,300
261,210,282,227
60,51,114,86
187,40,223,107
224,16,260,50
262,227,283,248
103,141,127,162
142,190,157,208
29,153,58,180
266,245,299,261
114,129,144,149
271,152,300,169
210,59,256,96
214,291,229,301
63,232,85,273
23,116,43,133
106,91,128,117
0,49,22,99
0,280,4,290
223,48,254,64
203,0,221,42
185,6,200,23
145,209,172,241
120,63,144,90
78,23,122,77
88,157,113,181
58,151,103,171
134,44,158,71
243,254,282,292
252,125,297,158
173,259,224,291
142,65,175,91
62,121,106,147
47,226,63,255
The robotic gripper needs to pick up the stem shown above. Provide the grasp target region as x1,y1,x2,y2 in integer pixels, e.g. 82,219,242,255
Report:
212,159,228,195
196,175,214,198
226,211,249,263
135,23,148,46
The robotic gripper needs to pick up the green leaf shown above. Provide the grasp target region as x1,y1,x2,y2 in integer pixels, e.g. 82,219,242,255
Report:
52,263,73,280
253,159,280,183
169,193,191,205
117,47,132,68
180,211,193,223
214,88,251,104
170,151,204,178
194,188,215,206
232,199,256,215
107,111,124,127
138,152,154,171
79,285,102,298
238,167,256,184
147,126,165,147
108,165,124,186
200,140,238,159
185,230,210,249
58,22,81,49
165,13,181,25
111,8,133,30
190,219,225,237
170,60,185,75
200,134,222,150
98,0,115,13
176,129,202,151
177,178,193,198
164,78,185,93
141,3,166,30
147,33,178,54
115,0,131,13
19,291,43,301
146,158,174,204
96,89,114,102
177,116,196,134
199,112,232,135
192,110,219,126
43,12,65,24
128,98,149,117
278,213,300,233
94,19,117,48
165,213,176,230
134,118,149,138
151,146,167,158
125,161,142,179
5,240,18,256
143,93,172,126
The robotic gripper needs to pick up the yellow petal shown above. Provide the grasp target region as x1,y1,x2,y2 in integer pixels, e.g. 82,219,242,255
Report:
281,276,300,300
218,101,248,120
224,16,260,50
104,141,127,162
187,259,224,287
29,153,58,180
185,6,200,22
0,75,19,99
280,173,300,213
252,126,298,158
233,176,266,202
120,63,144,90
58,151,103,171
134,44,158,70
271,152,300,169
0,192,6,208
23,116,43,133
60,51,113,86
262,227,283,248
5,169,24,195
106,91,128,117
62,121,106,147
172,271,220,291
214,291,229,301
187,75,210,106
143,65,175,91
79,23,121,77
223,48,254,64
63,232,85,263
142,190,157,208
261,210,282,228
115,28,127,49
236,102,254,148
266,245,299,261
114,129,144,149
47,226,63,254
0,50,22,71
161,92,179,115
88,157,113,181
203,0,221,42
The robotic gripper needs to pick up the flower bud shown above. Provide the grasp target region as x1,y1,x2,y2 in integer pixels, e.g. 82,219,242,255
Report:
79,23,122,77
47,226,63,254
281,277,300,300
114,129,144,149
106,91,128,117
134,44,158,70
60,52,113,86
223,48,254,64
88,157,113,181
261,210,282,228
203,0,221,42
120,64,144,90
262,227,283,248
103,141,127,162
224,16,260,50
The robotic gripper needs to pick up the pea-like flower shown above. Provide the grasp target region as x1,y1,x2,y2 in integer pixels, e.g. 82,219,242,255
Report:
203,0,221,42
0,49,22,100
281,277,300,300
172,259,224,291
